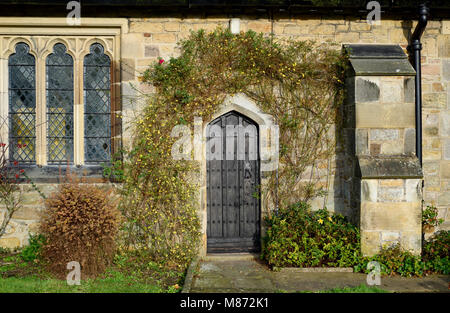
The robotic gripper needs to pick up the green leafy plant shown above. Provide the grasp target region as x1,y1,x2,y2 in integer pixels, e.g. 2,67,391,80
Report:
422,205,444,228
355,231,450,277
355,245,424,277
262,201,361,268
422,230,449,275
102,150,126,182
20,233,46,263
0,246,10,256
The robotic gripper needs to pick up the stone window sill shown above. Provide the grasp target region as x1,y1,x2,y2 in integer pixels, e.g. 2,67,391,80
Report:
10,164,109,183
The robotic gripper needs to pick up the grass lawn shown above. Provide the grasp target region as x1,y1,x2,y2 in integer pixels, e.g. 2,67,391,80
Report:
0,248,183,293
319,284,389,293
0,272,171,293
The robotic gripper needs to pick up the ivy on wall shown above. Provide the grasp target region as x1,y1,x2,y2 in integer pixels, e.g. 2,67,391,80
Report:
119,28,347,268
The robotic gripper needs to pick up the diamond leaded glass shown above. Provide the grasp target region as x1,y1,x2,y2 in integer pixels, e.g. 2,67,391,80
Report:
8,43,36,163
46,43,74,164
84,43,111,163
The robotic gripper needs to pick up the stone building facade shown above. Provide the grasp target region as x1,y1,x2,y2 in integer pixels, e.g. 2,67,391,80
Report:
0,2,449,256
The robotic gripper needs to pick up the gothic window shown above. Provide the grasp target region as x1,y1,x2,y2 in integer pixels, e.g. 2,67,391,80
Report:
2,35,118,169
8,42,36,163
46,43,74,164
83,43,111,163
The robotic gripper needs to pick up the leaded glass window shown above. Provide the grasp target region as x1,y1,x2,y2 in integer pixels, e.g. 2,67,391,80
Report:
83,43,111,163
8,43,36,163
46,43,74,164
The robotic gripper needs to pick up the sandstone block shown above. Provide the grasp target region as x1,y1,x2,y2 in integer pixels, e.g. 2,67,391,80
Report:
381,231,400,242
443,21,450,34
405,179,422,202
335,32,360,43
381,80,403,103
356,103,415,128
361,230,381,256
350,22,371,32
283,25,307,35
361,202,421,231
403,78,415,103
247,21,272,33
441,161,450,179
389,28,408,44
444,140,450,161
438,191,450,206
438,36,450,57
361,179,377,202
379,179,403,187
443,60,450,81
0,237,20,249
20,193,44,205
144,45,159,57
311,24,335,35
381,141,404,155
164,21,180,32
441,111,450,136
152,33,177,43
377,187,404,202
400,230,422,255
12,207,42,220
404,128,416,154
356,78,380,103
121,58,136,82
129,22,164,33
423,150,441,160
370,129,399,141
122,33,144,58
422,64,440,76
423,161,440,176
356,128,368,155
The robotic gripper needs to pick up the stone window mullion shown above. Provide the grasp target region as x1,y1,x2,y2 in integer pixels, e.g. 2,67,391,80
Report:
74,56,83,165
0,57,9,152
36,54,46,166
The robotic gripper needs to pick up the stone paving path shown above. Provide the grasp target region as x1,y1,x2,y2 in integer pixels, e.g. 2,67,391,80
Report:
189,253,450,293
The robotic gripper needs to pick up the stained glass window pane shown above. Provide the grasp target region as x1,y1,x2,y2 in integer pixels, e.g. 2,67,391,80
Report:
8,43,36,163
46,43,74,164
84,43,111,163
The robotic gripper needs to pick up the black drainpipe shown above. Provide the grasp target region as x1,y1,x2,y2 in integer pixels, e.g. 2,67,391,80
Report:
407,3,429,167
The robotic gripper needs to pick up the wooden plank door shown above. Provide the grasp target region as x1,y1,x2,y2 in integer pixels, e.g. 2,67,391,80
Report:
206,111,260,253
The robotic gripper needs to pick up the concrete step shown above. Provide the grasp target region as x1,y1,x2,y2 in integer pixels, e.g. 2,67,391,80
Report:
203,253,260,262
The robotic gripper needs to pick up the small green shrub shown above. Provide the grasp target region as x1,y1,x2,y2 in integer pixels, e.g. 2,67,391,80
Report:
355,231,450,277
355,245,424,277
20,234,46,263
262,202,361,268
422,230,449,275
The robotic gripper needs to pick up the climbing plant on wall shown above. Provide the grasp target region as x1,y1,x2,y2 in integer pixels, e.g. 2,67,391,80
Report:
118,28,347,268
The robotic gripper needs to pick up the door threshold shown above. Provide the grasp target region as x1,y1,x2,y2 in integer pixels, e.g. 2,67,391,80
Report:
204,252,260,262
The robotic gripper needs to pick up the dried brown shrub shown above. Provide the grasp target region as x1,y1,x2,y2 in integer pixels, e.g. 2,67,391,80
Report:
40,182,121,279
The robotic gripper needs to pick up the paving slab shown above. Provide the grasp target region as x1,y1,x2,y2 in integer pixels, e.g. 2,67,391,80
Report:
189,253,450,293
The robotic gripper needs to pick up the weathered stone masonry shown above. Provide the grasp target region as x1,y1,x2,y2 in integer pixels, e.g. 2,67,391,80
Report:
344,44,423,255
1,15,449,255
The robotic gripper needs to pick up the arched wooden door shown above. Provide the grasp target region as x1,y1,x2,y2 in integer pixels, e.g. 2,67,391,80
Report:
206,111,260,253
